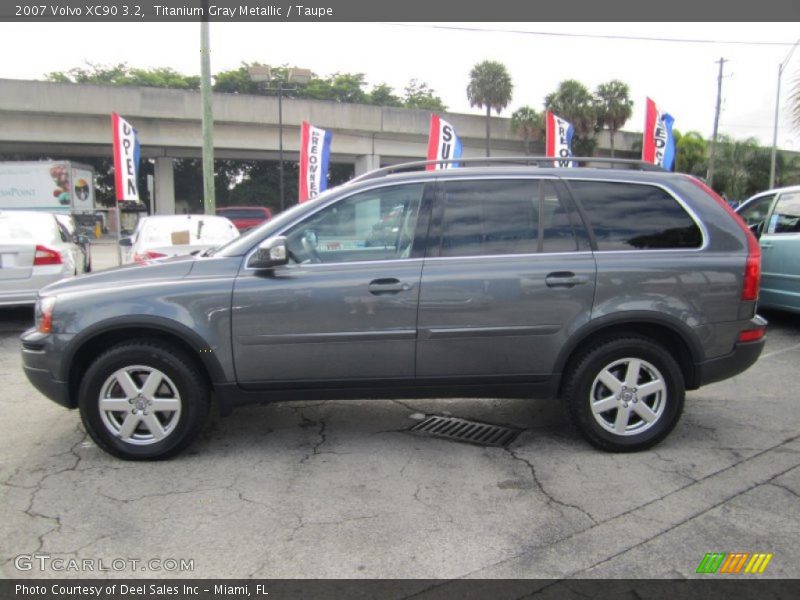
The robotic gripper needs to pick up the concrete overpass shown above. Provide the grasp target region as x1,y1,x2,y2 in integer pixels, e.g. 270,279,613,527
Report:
0,78,640,214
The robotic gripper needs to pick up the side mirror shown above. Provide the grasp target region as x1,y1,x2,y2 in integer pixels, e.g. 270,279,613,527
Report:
76,234,90,245
749,222,763,240
247,236,289,270
118,237,133,247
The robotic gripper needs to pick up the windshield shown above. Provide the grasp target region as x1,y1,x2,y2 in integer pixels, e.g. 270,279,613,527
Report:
214,187,341,257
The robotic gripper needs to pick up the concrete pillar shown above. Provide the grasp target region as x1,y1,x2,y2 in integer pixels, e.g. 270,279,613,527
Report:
154,157,176,215
355,154,381,176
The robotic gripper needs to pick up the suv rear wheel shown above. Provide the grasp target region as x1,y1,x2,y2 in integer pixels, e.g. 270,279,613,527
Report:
563,336,685,452
78,341,210,460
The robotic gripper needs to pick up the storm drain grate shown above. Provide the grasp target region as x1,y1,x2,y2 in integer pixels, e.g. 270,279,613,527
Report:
409,416,521,447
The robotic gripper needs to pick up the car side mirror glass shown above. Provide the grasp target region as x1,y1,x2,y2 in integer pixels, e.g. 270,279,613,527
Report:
76,234,90,245
118,237,133,247
749,222,762,240
247,236,289,270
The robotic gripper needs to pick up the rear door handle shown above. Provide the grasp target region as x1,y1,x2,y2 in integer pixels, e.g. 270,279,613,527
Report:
545,271,590,288
368,278,411,295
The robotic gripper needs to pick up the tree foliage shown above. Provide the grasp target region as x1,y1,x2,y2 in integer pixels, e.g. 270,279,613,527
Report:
47,62,200,89
791,70,800,131
673,130,707,177
544,79,598,156
510,106,544,155
466,60,514,156
594,80,633,157
403,79,447,111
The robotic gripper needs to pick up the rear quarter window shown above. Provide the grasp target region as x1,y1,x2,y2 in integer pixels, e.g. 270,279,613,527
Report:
568,180,702,251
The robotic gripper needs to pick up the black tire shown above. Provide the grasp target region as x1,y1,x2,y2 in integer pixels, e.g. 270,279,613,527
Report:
562,336,685,452
78,340,210,460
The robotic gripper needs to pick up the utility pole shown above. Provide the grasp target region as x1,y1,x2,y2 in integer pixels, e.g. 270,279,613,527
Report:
769,37,800,189
706,57,727,188
200,0,216,214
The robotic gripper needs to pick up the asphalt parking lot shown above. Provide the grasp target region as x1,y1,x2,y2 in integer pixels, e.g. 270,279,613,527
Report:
1,242,799,580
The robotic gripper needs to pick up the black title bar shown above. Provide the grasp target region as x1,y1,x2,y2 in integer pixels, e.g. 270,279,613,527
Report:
2,0,800,22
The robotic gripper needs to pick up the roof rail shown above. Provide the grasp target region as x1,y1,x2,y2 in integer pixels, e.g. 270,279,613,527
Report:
350,156,665,184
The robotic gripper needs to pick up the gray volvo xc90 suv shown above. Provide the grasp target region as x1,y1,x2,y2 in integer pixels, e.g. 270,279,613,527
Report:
22,159,766,459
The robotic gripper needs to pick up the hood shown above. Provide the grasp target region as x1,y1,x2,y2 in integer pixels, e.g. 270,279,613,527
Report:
40,254,197,297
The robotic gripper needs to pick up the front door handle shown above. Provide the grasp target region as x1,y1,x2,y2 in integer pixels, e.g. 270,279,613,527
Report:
760,243,773,250
545,271,590,288
368,278,411,295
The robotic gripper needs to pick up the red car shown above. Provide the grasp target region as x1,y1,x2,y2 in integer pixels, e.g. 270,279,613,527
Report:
215,206,273,232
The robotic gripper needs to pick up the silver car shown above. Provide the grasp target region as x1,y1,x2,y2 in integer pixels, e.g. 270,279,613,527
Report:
0,210,86,307
119,214,239,264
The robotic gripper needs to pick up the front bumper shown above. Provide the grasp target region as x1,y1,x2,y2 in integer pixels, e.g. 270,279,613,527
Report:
21,328,72,408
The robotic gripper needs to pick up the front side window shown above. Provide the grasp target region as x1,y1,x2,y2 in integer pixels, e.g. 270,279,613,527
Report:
569,181,702,250
284,183,424,264
439,179,578,257
767,192,800,234
738,194,776,231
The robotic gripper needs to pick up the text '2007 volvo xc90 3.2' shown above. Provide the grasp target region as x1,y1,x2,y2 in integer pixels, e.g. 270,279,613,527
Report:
22,158,767,460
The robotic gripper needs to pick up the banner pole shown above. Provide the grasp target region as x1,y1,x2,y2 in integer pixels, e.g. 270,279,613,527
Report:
115,202,122,266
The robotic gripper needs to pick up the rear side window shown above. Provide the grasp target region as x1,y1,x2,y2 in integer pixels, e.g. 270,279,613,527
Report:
439,179,578,257
569,181,702,250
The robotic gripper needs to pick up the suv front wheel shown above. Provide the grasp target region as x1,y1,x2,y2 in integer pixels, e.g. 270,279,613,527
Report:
563,336,685,452
78,341,210,460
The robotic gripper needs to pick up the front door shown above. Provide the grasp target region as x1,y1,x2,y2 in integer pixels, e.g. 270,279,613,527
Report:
760,190,800,310
231,182,430,386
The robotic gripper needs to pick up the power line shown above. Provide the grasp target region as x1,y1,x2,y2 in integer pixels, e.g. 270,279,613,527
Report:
383,23,800,47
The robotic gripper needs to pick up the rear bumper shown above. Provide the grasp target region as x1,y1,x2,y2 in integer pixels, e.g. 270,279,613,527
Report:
693,315,767,387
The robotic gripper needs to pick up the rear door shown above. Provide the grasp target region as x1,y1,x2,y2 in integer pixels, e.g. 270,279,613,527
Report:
416,177,596,380
759,190,800,310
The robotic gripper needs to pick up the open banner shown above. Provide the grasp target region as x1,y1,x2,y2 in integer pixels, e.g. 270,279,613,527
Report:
426,114,462,170
545,111,575,167
111,112,141,201
298,121,332,203
642,97,676,171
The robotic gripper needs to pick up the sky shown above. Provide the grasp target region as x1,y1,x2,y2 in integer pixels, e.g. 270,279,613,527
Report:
1,21,799,150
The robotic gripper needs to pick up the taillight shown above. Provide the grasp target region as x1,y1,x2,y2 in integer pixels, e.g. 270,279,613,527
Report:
33,245,62,266
683,175,761,301
738,328,765,343
133,251,167,263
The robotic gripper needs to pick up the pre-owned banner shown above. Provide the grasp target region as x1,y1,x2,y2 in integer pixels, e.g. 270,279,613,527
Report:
642,97,676,171
298,121,332,203
545,111,575,167
426,114,462,170
111,112,141,201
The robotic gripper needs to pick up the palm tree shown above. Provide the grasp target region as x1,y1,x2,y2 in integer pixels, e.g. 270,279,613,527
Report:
595,80,633,157
466,60,514,156
544,80,598,157
791,71,800,131
510,107,544,155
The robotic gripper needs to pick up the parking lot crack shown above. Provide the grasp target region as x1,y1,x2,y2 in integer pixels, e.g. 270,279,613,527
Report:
768,480,800,499
299,419,327,464
571,461,800,577
504,445,598,526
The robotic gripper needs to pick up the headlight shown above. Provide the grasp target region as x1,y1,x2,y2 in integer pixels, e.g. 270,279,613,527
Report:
35,296,57,334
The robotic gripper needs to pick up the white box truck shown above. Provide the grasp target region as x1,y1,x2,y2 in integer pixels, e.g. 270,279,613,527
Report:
0,160,96,214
